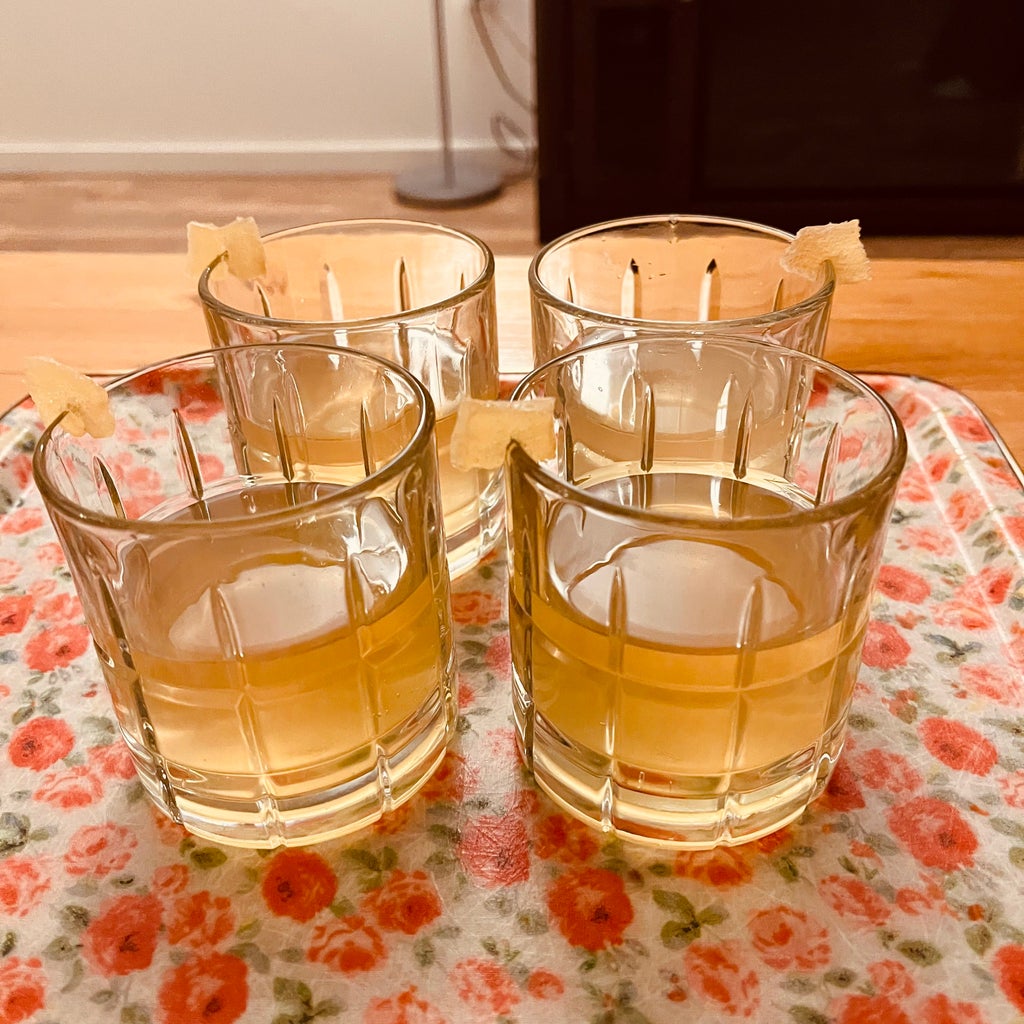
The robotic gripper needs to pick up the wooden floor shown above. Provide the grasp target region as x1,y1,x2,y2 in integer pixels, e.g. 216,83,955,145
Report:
2,172,1023,259
0,173,540,255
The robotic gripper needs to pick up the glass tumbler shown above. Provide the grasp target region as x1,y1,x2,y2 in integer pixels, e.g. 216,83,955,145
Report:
33,344,457,848
506,336,906,848
529,214,836,366
199,218,501,578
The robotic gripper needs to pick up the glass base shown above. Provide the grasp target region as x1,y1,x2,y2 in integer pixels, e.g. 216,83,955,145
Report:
514,668,845,850
133,666,458,849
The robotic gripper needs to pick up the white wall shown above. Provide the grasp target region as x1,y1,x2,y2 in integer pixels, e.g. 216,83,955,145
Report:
0,0,535,173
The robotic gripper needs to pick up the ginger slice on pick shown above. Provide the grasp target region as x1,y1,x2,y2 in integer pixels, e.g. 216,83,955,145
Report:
450,397,557,471
186,216,267,281
25,357,115,438
780,219,871,284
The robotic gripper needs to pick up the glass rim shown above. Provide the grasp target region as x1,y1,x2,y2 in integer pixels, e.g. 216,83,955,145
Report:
32,342,436,535
508,334,907,531
528,213,836,330
197,217,496,331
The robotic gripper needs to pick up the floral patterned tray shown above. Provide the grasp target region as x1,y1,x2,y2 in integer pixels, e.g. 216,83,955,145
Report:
1,374,1023,1024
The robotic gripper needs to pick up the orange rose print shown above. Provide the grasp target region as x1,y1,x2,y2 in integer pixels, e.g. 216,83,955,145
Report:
946,489,987,532
924,452,954,482
0,508,45,535
853,747,923,794
894,872,950,917
157,952,248,1024
948,412,992,442
167,891,236,950
674,847,753,889
526,968,565,1000
747,905,831,971
7,716,74,771
821,759,865,812
919,717,998,776
262,848,337,922
151,863,191,901
993,943,1024,1013
683,940,760,1017
307,916,388,974
451,591,502,625
0,956,46,1024
63,822,137,878
485,633,510,674
458,813,530,887
33,542,65,568
88,741,138,780
934,595,995,632
957,664,1024,707
860,621,911,670
23,623,90,672
34,591,82,623
887,796,978,871
818,875,892,928
546,867,634,951
0,856,52,918
897,465,939,504
82,893,162,977
197,453,224,481
919,993,989,1024
831,994,911,1024
867,959,915,1000
999,773,1024,810
754,827,792,855
1006,516,1024,547
897,524,955,557
33,763,104,810
876,564,931,603
364,985,447,1024
533,813,600,864
177,380,223,424
0,594,32,637
362,870,442,935
449,958,521,1017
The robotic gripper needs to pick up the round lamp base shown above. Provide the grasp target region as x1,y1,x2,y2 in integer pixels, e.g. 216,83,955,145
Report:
394,162,504,208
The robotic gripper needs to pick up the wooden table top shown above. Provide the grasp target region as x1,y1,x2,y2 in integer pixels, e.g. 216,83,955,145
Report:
1,251,1022,462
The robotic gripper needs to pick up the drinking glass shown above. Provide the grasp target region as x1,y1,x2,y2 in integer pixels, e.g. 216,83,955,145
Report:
529,214,836,365
506,336,906,847
33,344,457,848
199,218,501,578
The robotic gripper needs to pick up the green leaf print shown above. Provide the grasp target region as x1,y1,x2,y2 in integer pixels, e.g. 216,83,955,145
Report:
342,847,381,871
965,922,993,955
660,917,701,949
190,847,228,870
789,1008,830,1024
651,889,695,917
897,939,942,966
0,812,29,854
824,967,856,987
516,910,548,935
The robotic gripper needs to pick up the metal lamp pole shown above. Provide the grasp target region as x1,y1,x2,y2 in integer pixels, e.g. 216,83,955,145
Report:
394,0,504,207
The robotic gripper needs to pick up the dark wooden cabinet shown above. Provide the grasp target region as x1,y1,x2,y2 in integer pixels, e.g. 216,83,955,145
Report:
535,0,1024,241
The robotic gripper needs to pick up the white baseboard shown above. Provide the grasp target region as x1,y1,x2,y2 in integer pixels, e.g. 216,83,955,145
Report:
0,139,525,175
